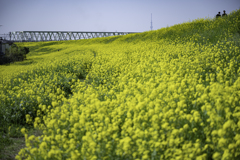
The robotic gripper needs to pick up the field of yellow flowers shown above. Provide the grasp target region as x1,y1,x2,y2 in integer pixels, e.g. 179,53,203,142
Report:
0,9,240,160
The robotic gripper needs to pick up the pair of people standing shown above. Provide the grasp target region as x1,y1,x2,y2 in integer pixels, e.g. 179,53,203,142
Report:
216,10,227,18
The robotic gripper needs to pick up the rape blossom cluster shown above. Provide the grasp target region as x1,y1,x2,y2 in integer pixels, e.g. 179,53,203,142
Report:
0,9,240,160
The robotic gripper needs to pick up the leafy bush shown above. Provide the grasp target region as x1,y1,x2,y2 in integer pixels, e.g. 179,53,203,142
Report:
0,44,30,65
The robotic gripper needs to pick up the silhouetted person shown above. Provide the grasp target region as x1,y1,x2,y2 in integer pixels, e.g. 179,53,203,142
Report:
216,12,221,18
222,10,227,17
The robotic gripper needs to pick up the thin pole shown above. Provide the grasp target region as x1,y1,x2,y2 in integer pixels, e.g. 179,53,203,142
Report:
150,13,153,30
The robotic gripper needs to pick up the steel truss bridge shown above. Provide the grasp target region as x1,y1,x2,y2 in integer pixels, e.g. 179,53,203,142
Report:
5,31,137,42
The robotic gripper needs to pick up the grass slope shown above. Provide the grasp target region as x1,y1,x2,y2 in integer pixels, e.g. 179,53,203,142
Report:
0,9,240,160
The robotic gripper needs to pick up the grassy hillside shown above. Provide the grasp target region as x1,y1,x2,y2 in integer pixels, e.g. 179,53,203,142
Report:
0,9,240,160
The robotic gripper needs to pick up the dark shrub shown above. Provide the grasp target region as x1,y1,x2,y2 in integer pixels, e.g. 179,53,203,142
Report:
0,56,11,65
1,45,29,65
23,47,30,54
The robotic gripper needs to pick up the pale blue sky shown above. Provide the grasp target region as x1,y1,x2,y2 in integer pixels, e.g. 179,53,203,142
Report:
0,0,239,35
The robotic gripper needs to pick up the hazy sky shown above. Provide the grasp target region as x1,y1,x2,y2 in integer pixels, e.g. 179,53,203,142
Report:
0,0,239,35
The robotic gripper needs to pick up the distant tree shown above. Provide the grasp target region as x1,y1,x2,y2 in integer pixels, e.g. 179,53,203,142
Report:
0,44,30,65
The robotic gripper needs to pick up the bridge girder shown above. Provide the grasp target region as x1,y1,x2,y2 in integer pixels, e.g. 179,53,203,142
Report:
8,31,137,42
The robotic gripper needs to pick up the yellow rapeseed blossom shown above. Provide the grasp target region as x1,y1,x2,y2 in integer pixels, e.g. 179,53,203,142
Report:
0,9,239,160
